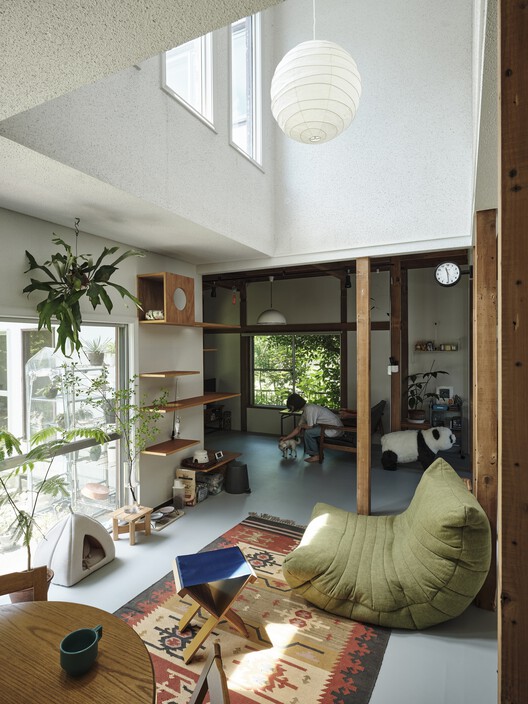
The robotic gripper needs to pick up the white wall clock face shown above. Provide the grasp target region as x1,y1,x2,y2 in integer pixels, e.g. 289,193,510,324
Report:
435,262,461,287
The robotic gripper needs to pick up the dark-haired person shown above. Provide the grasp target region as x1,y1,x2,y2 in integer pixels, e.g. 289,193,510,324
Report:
280,393,344,463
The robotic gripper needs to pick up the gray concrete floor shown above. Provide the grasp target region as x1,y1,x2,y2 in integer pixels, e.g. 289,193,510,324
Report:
48,430,498,704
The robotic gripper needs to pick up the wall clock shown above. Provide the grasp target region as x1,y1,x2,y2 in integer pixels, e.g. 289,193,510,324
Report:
435,262,461,287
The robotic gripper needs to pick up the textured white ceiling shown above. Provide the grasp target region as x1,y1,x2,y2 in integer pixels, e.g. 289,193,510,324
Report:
0,0,282,121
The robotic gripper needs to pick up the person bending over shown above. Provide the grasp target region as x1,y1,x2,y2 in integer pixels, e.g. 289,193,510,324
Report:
280,393,344,463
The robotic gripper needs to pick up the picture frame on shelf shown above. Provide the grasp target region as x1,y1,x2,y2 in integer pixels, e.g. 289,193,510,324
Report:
214,451,224,461
436,386,454,401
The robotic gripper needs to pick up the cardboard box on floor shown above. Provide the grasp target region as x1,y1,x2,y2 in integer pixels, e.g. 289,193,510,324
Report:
175,468,197,506
175,468,208,506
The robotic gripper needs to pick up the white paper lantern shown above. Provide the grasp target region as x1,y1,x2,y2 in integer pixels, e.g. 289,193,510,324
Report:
270,40,361,144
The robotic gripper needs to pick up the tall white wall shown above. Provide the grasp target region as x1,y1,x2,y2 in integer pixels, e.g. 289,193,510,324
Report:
0,207,204,509
269,0,474,260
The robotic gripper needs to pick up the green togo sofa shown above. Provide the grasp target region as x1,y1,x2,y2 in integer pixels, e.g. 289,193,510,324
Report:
282,458,492,629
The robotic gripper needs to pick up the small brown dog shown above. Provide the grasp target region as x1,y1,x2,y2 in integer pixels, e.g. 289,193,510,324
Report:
278,437,301,459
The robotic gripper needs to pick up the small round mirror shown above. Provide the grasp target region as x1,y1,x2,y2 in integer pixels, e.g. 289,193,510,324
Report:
173,287,187,311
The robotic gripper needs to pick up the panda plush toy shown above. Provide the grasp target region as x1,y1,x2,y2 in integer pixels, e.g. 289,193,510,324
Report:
381,426,456,471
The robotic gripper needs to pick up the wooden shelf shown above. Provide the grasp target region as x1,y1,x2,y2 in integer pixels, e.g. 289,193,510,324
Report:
138,320,240,329
195,322,240,329
142,438,199,456
139,370,199,378
137,272,195,325
147,391,240,413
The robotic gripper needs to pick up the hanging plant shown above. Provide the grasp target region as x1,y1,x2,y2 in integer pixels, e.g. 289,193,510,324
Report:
23,218,143,356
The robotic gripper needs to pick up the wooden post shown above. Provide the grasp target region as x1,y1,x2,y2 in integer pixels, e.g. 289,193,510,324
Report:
341,278,349,408
473,209,498,611
390,259,402,432
400,267,409,425
356,258,371,515
239,282,248,433
499,2,528,700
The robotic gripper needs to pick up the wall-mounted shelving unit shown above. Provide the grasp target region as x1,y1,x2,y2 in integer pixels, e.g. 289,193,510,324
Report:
137,273,240,461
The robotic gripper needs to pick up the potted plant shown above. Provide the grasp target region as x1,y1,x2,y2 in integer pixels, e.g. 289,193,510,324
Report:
23,219,144,357
81,336,112,366
61,364,168,511
0,425,109,600
406,361,449,423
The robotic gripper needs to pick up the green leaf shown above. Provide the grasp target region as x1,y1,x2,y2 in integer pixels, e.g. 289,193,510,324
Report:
97,286,114,314
106,282,142,308
92,264,118,283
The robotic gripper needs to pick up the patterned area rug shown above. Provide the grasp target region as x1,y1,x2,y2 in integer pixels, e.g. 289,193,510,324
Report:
115,514,390,703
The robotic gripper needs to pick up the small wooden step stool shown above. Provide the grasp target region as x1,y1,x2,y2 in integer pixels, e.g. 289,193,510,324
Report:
173,546,256,663
112,506,153,545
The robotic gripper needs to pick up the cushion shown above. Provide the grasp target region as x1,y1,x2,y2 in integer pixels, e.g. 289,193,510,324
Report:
282,458,491,629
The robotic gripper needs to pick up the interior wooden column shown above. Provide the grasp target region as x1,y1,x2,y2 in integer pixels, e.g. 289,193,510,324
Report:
390,259,402,432
239,282,248,433
400,267,409,424
499,2,528,700
473,209,498,611
340,280,349,408
356,257,371,515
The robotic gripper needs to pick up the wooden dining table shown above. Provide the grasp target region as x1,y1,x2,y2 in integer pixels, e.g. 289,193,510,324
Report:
0,600,156,704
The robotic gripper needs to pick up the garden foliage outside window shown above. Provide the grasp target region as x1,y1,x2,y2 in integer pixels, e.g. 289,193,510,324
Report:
252,334,341,408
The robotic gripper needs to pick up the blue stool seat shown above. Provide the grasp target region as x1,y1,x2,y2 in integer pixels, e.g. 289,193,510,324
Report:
172,546,256,663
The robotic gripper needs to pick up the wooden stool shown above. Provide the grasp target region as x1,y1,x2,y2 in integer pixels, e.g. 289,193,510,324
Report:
112,506,153,545
173,546,256,663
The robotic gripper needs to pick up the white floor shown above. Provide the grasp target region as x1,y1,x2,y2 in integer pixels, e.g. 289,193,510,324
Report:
36,431,498,703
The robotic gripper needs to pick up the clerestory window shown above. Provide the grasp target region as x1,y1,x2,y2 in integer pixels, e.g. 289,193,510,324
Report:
163,34,214,127
229,14,262,165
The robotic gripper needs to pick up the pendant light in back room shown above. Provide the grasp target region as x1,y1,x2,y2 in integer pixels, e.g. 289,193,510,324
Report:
270,0,361,144
257,276,287,325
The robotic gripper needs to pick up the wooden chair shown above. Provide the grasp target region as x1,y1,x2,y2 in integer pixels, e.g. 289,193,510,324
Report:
0,566,49,601
317,400,386,462
189,641,230,704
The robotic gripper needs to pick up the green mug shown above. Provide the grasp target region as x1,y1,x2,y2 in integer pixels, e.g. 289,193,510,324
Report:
60,625,103,677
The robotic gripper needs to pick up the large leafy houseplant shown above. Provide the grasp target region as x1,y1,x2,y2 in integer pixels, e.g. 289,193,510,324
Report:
406,361,449,420
61,364,168,509
23,219,143,356
0,426,109,571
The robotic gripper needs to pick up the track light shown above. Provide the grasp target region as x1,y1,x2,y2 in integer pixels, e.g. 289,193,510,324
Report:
345,269,352,289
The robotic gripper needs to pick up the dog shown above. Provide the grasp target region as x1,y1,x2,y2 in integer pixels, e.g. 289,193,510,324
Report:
278,437,301,459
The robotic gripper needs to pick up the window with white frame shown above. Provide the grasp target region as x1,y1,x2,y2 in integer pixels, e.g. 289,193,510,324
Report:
230,14,262,164
0,321,126,560
163,34,213,126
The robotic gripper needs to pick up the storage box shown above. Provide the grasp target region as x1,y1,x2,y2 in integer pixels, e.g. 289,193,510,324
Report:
196,471,224,495
175,468,208,506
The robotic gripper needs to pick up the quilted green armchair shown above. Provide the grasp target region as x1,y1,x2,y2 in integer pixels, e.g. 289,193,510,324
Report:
282,458,491,629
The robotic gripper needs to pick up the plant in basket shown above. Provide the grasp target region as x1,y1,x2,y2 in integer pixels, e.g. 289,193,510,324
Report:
406,361,449,423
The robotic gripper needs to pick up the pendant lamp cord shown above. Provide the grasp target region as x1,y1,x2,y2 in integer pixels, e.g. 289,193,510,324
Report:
312,0,316,40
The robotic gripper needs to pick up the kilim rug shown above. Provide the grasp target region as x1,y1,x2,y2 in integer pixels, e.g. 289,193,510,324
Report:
115,514,390,704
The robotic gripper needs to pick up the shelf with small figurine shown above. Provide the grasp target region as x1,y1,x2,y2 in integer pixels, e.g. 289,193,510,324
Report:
414,341,459,352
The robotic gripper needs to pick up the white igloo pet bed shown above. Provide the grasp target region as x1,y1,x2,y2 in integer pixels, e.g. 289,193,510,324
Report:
35,512,115,587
